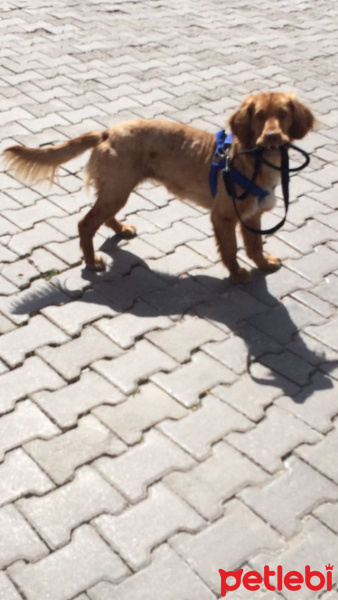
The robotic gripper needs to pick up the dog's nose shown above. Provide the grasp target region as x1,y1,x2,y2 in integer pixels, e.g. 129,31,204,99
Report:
264,131,281,147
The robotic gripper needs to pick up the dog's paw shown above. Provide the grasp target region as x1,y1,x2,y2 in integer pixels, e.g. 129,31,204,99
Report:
119,223,137,238
260,252,282,272
86,254,106,271
231,266,252,283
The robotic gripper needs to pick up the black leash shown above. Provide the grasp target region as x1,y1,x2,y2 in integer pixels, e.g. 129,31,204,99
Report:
221,143,310,235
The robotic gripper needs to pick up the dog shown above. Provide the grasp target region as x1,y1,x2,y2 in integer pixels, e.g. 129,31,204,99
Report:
3,91,315,282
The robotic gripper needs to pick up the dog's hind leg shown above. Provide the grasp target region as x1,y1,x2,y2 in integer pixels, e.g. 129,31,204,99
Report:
78,199,116,270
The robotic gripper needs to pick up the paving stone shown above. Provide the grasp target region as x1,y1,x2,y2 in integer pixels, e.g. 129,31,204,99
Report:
152,351,237,407
8,222,67,256
0,279,70,325
8,525,129,600
278,220,337,255
287,245,338,283
42,289,118,336
290,288,334,318
139,200,201,229
95,429,194,502
144,275,214,319
250,517,338,600
146,315,225,362
1,258,40,289
0,572,23,600
0,399,59,460
0,504,48,569
143,221,205,253
171,499,283,595
19,465,125,549
306,315,338,352
202,323,281,375
93,339,177,395
0,314,69,368
296,421,338,483
3,199,67,230
227,405,321,473
276,372,338,433
25,415,126,485
258,348,314,386
93,266,169,312
93,382,186,444
0,273,18,295
94,302,172,349
311,274,338,308
32,371,123,428
94,483,204,569
240,456,338,537
164,441,266,521
248,296,325,346
89,545,216,600
158,395,252,460
0,356,64,414
314,501,338,534
0,448,54,506
147,245,211,276
37,326,120,381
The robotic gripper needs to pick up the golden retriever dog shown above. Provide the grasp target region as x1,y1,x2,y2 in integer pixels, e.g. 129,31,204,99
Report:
3,91,315,282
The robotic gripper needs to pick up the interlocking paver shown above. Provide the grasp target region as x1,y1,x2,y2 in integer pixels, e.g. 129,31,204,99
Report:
0,356,64,413
93,339,177,395
94,304,172,349
146,315,225,362
164,441,266,521
32,371,123,428
0,572,23,600
250,517,338,600
18,466,125,549
0,448,54,506
296,421,338,483
158,395,252,460
2,1,338,598
95,429,194,502
93,381,186,444
0,504,48,569
0,314,69,368
89,545,216,600
36,326,120,381
8,525,129,600
152,351,237,407
24,415,126,485
0,400,59,460
94,483,204,569
240,456,338,537
171,499,283,595
227,405,321,473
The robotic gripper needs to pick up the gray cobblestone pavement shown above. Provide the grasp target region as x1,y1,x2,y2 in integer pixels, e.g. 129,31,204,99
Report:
1,0,338,598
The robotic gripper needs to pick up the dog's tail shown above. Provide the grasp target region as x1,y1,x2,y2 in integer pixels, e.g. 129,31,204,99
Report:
2,130,109,185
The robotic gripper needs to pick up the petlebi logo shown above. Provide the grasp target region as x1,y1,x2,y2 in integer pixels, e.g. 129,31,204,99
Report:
219,564,334,596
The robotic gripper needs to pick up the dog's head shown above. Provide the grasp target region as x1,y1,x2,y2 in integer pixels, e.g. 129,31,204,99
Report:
229,92,315,153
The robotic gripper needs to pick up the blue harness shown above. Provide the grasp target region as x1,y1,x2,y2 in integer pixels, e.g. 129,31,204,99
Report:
209,130,270,200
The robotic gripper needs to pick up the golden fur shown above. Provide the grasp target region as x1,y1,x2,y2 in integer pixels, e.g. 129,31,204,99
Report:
3,91,315,282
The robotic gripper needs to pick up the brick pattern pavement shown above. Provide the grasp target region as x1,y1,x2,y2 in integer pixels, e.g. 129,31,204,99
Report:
0,0,338,598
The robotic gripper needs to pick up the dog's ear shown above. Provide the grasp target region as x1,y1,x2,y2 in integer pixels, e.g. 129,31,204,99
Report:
288,95,315,139
229,98,255,147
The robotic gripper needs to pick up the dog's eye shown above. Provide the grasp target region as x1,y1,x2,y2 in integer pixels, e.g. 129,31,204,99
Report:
279,109,288,120
255,110,266,121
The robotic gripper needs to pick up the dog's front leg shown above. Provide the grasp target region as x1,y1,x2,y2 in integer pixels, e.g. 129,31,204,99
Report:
240,215,281,272
211,210,251,283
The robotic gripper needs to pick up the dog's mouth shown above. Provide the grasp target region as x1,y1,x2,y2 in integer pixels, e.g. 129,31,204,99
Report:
263,145,281,157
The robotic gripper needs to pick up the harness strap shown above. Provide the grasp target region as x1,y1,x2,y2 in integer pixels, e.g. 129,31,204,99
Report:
223,146,290,235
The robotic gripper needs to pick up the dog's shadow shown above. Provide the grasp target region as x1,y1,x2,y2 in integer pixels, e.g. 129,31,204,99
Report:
12,236,337,403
